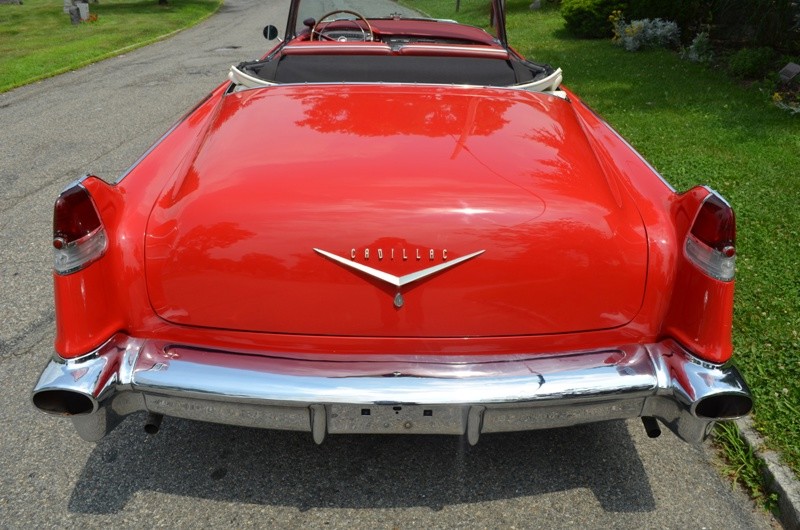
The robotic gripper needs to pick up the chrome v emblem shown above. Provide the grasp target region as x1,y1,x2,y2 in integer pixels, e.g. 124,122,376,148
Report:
313,248,485,288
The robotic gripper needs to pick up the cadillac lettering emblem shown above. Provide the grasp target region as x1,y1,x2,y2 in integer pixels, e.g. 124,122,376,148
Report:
313,246,485,307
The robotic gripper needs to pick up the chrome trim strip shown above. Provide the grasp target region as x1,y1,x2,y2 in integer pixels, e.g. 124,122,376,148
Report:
114,121,182,184
115,92,213,183
281,44,393,53
397,44,509,58
585,112,677,193
60,174,91,194
280,44,508,58
702,185,732,208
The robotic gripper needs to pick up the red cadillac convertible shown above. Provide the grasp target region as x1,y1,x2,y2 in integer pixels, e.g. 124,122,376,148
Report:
33,0,752,445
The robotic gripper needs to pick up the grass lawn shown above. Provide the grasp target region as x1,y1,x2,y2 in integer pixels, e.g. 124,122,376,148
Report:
0,0,221,92
408,0,800,477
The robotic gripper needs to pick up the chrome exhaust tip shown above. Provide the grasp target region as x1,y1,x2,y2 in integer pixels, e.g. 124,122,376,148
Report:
30,338,143,442
693,392,753,419
645,342,754,443
676,359,753,422
32,389,97,416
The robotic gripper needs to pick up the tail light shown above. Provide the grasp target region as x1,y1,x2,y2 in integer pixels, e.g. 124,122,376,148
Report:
684,191,736,281
53,181,107,274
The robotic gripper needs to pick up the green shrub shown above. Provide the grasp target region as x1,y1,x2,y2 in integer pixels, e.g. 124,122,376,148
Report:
626,0,712,38
611,15,681,51
681,31,714,63
727,47,776,78
561,0,625,38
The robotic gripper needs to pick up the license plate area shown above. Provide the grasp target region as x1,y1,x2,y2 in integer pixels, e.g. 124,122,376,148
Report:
327,404,467,435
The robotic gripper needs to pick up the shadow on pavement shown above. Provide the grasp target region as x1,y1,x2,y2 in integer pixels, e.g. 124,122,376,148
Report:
68,414,656,514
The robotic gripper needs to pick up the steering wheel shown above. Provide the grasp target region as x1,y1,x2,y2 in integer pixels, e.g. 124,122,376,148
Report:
311,10,374,42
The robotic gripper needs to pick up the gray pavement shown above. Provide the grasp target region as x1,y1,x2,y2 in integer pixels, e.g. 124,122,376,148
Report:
0,0,779,527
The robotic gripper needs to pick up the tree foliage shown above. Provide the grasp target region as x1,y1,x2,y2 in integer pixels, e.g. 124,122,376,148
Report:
561,0,625,38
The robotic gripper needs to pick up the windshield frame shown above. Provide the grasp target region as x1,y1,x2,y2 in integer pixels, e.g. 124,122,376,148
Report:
283,0,508,48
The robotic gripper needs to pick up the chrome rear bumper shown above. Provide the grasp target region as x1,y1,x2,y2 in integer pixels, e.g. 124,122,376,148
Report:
31,337,752,444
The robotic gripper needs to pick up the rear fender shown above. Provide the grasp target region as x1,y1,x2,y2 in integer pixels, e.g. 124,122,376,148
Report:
54,84,227,358
662,186,734,363
566,89,733,363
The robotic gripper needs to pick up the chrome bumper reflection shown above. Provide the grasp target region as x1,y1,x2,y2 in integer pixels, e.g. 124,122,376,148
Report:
31,337,752,444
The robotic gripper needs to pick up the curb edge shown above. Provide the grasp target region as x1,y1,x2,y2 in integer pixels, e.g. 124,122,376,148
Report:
737,417,800,529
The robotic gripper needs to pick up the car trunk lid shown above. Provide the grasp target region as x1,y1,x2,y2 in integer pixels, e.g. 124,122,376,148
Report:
144,85,647,337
